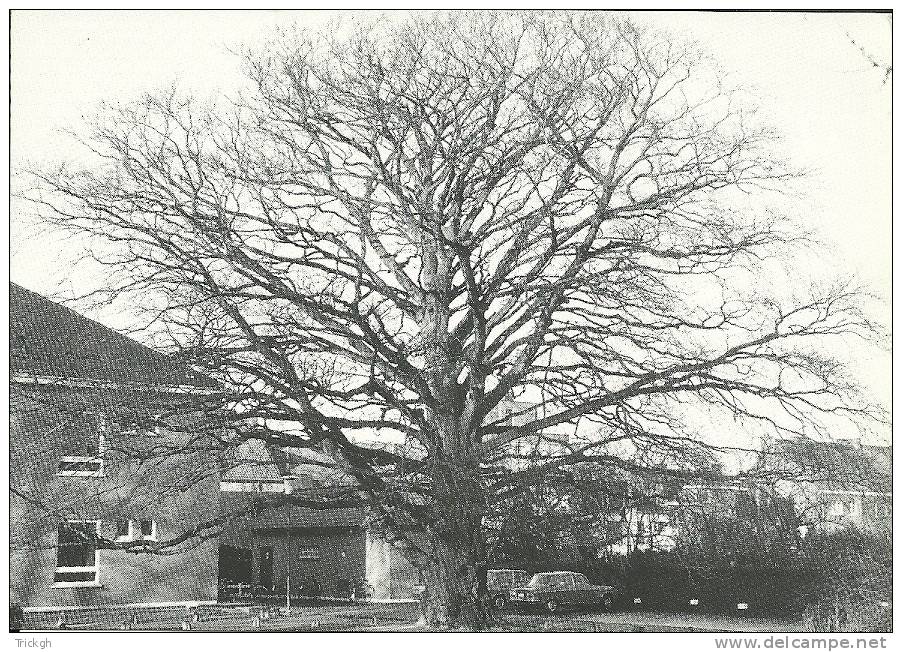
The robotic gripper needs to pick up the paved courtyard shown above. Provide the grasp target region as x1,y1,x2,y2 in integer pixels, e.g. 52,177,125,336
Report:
22,602,803,632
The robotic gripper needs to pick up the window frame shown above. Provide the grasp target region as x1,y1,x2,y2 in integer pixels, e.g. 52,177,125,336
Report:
56,413,106,478
297,547,320,560
115,519,133,542
53,520,101,588
139,519,158,541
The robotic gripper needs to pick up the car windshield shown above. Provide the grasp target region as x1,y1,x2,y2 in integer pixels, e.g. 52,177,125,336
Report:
527,574,567,588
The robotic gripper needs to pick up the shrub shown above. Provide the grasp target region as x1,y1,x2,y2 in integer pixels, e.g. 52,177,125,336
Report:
800,530,891,632
10,604,24,632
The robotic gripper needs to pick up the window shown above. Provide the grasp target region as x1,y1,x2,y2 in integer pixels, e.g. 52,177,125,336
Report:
140,520,157,541
116,520,132,541
114,519,156,541
298,547,320,560
527,574,568,589
57,413,106,477
54,521,99,586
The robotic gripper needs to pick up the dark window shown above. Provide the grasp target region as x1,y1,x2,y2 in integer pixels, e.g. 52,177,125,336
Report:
116,520,131,539
140,520,154,537
54,522,97,583
57,458,103,475
53,571,96,583
66,412,105,457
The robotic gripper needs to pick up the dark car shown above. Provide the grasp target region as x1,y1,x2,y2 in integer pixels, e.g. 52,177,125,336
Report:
487,569,531,609
509,571,616,613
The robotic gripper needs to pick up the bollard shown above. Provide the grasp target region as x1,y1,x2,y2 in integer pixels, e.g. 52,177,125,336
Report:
181,620,192,631
55,616,67,630
253,615,262,628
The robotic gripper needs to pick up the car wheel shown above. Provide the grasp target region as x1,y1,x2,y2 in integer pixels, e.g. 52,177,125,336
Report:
546,600,559,613
601,594,615,611
493,594,507,610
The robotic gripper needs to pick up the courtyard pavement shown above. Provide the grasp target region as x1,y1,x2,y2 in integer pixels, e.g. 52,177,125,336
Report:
22,601,803,632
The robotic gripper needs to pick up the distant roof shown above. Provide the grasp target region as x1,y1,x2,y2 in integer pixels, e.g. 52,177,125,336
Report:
221,438,285,482
221,438,356,488
761,438,891,493
220,492,364,529
9,282,215,388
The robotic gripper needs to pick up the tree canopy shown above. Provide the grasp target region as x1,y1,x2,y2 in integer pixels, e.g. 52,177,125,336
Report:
23,12,885,628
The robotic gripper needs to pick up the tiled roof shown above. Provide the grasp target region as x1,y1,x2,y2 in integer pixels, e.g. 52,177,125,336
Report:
221,438,357,488
9,282,215,388
221,439,286,482
220,492,364,529
219,439,363,529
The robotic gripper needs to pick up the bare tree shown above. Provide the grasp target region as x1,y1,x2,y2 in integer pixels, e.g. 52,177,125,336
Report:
22,12,884,629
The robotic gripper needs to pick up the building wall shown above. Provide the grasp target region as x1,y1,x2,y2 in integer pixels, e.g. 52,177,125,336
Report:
219,526,366,599
364,531,422,600
776,480,892,534
10,383,220,608
603,509,678,555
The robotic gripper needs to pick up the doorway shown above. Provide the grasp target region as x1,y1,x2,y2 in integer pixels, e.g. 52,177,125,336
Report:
259,546,274,591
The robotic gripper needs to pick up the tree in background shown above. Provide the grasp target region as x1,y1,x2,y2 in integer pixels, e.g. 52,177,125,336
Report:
23,12,885,628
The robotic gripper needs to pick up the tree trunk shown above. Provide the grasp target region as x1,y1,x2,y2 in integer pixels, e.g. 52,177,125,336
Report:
420,458,493,630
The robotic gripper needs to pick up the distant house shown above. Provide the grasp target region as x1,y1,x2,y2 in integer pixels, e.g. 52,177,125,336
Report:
603,438,893,557
758,438,892,535
217,438,422,601
602,494,681,555
9,282,221,609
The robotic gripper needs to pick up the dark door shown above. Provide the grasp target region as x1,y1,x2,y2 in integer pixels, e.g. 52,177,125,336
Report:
259,547,274,591
219,545,253,584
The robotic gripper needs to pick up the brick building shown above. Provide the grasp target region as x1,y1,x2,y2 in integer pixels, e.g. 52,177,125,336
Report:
217,439,421,601
9,282,439,611
9,282,221,609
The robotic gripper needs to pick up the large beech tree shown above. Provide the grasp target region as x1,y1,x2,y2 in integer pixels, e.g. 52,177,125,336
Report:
25,13,882,628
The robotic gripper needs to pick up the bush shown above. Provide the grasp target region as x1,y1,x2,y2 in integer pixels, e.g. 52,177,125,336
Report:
10,604,24,632
800,530,891,632
584,551,813,616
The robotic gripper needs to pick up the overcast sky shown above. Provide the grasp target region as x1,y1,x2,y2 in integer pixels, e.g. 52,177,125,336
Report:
8,10,892,426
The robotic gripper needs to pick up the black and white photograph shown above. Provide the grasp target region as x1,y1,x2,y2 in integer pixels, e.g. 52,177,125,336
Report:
7,6,893,641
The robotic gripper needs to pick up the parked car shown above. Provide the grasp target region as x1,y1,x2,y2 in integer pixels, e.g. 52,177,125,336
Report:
487,569,531,609
509,571,617,613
